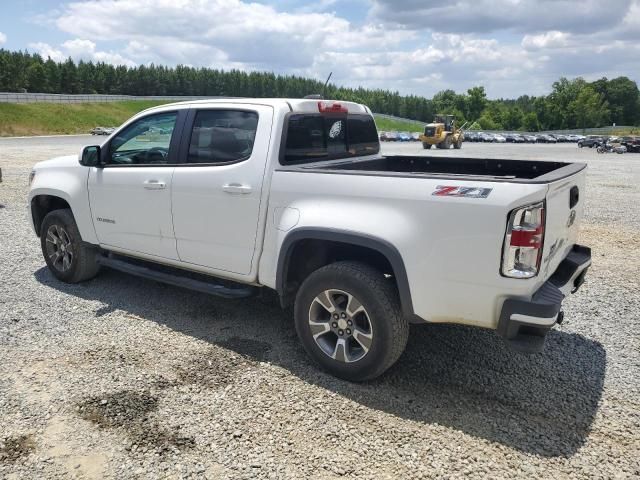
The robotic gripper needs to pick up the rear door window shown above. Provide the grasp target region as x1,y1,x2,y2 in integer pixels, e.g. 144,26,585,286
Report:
282,113,379,164
187,110,258,164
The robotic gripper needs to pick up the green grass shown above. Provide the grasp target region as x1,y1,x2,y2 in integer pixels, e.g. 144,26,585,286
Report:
0,100,172,137
374,115,425,133
0,103,428,137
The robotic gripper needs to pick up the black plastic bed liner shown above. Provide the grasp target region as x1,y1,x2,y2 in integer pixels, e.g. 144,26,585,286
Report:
279,155,586,184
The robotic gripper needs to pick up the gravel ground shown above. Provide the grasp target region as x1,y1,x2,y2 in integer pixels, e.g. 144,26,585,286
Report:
1,137,639,479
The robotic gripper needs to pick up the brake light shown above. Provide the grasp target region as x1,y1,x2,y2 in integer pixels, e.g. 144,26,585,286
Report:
318,101,348,113
501,202,545,278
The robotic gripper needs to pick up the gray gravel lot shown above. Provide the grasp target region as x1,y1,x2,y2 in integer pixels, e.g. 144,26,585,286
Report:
1,137,639,478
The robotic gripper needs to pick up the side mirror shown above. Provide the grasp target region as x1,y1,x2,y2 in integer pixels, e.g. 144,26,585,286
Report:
80,145,102,167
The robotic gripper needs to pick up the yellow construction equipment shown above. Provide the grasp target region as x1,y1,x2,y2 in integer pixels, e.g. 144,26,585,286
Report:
419,115,467,150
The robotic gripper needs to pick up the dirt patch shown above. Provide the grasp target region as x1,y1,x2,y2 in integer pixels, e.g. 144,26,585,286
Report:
77,391,158,428
219,337,272,362
77,390,194,453
0,434,36,463
174,346,248,388
70,347,142,368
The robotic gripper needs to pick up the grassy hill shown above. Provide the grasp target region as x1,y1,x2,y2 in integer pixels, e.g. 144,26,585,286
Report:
374,116,425,133
0,100,428,137
0,101,168,136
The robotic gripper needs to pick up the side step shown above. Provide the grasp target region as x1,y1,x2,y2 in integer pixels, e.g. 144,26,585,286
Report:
96,256,256,299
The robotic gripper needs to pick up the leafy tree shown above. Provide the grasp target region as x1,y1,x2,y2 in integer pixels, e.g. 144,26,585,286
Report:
521,112,540,132
569,86,609,129
467,86,487,121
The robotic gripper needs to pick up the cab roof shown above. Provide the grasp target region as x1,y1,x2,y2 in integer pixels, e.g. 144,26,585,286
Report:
140,98,372,116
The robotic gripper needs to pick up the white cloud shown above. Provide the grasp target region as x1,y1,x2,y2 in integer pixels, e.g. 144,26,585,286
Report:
0,32,6,45
369,0,633,34
28,39,136,67
28,42,66,62
522,31,571,50
52,0,412,69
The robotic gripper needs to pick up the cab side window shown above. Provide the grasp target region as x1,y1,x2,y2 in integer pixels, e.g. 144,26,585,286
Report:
109,112,178,165
187,110,258,164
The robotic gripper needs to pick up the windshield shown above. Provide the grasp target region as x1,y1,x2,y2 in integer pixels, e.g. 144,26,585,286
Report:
282,113,379,164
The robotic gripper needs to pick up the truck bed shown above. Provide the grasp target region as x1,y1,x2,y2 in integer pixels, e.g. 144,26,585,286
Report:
283,155,586,184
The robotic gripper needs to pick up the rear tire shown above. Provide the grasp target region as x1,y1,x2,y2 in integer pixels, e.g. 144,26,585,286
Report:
40,209,101,283
294,261,409,381
422,143,432,149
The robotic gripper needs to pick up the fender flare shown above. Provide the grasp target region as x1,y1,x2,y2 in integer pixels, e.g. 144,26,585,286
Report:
276,228,415,317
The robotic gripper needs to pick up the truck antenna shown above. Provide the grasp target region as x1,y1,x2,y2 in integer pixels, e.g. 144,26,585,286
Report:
303,72,334,100
322,72,333,99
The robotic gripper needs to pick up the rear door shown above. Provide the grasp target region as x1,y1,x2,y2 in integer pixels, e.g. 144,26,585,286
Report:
171,105,274,275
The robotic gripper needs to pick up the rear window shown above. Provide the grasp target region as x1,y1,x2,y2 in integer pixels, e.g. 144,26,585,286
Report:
282,113,379,164
187,110,258,164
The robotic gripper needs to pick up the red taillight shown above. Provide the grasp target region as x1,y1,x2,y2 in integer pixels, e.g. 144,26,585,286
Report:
509,226,543,248
318,101,348,113
502,202,545,278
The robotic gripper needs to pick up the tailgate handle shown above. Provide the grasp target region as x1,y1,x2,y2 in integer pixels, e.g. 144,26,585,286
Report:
569,186,579,209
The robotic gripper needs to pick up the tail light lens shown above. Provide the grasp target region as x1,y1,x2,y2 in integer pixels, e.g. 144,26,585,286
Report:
502,202,545,278
318,101,348,113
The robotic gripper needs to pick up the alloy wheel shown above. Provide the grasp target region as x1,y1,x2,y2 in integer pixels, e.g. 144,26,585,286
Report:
45,224,74,272
308,289,373,363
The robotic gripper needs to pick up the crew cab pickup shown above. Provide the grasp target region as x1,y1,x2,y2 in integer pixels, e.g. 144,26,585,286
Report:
28,98,591,381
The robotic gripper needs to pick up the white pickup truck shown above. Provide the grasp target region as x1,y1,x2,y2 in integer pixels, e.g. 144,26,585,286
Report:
28,98,591,381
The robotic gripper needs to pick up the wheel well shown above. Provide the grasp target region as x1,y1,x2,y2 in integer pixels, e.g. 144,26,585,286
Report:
277,233,413,316
31,195,71,236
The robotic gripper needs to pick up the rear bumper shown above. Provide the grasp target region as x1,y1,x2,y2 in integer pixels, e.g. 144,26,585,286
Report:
498,244,591,353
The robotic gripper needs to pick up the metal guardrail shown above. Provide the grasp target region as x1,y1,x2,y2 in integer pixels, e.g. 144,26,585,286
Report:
0,93,223,103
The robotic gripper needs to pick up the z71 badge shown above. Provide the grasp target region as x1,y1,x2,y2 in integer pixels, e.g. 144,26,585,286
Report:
432,185,492,198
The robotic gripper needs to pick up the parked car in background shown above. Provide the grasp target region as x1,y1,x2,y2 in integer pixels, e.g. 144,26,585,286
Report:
493,134,506,143
578,136,604,148
90,127,114,136
385,131,399,142
398,131,412,142
480,133,495,142
524,135,538,143
597,140,627,154
411,132,421,141
619,136,640,153
505,133,518,143
537,134,557,143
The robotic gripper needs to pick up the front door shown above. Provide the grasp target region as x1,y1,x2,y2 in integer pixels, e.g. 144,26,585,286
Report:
88,110,184,260
171,105,274,275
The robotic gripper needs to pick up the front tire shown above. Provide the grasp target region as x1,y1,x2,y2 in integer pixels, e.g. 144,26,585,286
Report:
40,209,101,283
422,143,432,149
294,261,409,381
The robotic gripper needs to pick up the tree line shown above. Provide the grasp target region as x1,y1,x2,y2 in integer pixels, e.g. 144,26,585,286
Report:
0,49,638,131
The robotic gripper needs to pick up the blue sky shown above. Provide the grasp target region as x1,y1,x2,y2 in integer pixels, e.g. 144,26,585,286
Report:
1,0,639,98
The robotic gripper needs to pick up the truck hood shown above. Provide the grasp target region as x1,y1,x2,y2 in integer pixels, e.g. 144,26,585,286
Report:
34,154,80,170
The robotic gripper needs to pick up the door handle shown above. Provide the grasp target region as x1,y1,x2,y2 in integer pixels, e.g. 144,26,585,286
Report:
144,180,166,190
222,183,252,194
